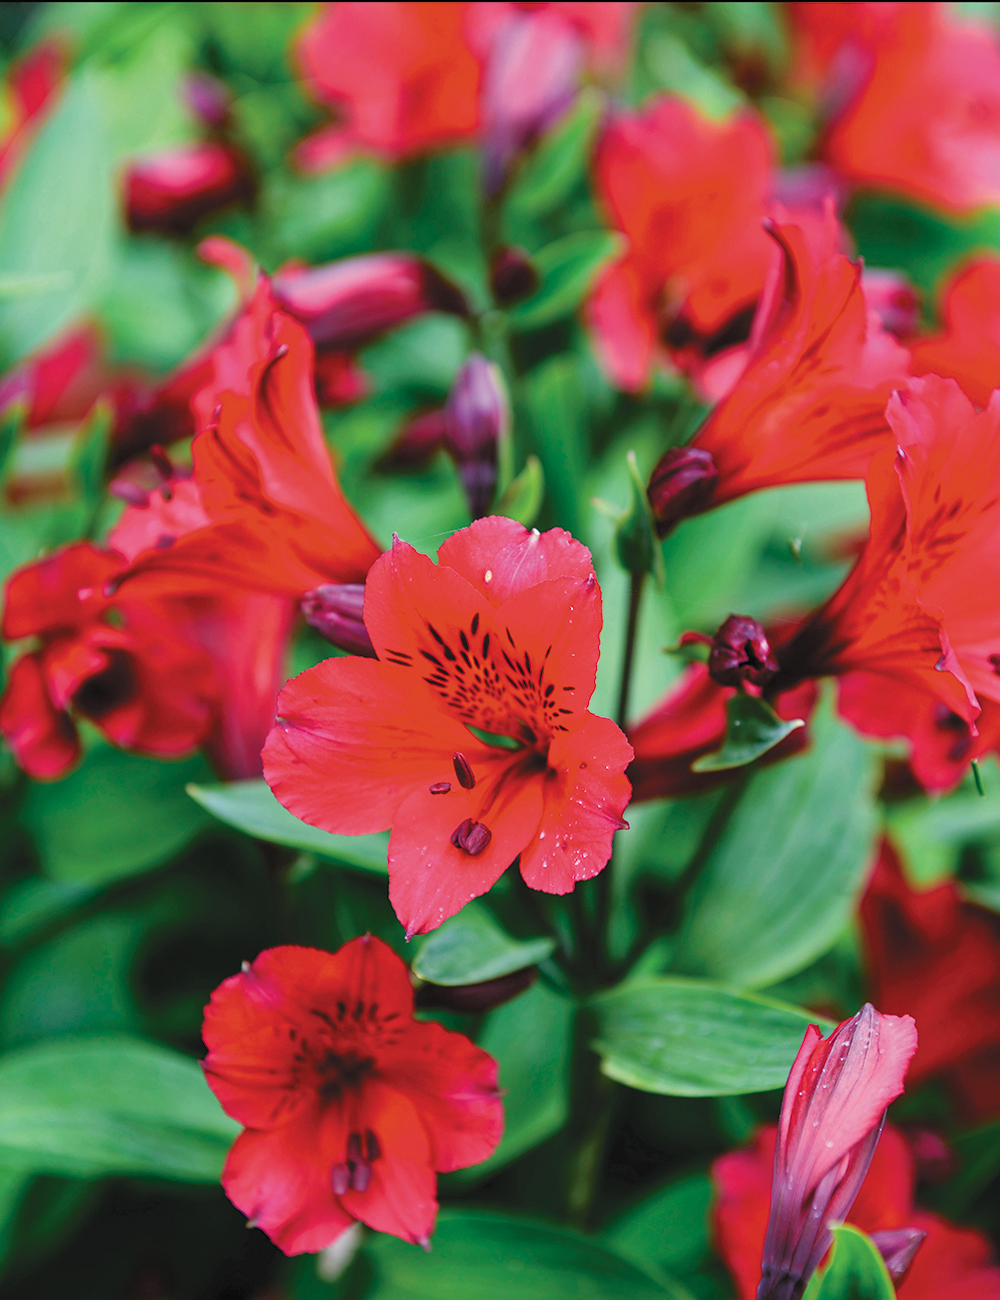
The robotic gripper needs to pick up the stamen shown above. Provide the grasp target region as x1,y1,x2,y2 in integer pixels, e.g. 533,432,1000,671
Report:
452,752,476,788
451,818,491,855
429,781,451,794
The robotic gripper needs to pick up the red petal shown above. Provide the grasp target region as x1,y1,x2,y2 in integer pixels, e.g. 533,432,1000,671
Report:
439,516,595,606
585,257,656,392
263,656,474,836
2,542,120,640
0,653,78,779
519,713,632,894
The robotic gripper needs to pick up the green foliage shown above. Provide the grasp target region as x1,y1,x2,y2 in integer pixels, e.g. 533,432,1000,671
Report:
803,1225,896,1300
592,977,830,1096
187,779,390,872
508,232,623,332
412,902,554,986
691,694,805,773
674,698,879,987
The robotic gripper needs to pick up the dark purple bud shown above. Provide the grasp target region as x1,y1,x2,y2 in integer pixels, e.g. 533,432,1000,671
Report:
451,818,492,855
490,246,539,305
415,965,537,1014
647,446,719,536
271,254,468,352
185,71,232,129
708,615,778,688
452,752,476,789
444,353,508,519
301,584,376,657
869,1228,926,1283
380,408,449,470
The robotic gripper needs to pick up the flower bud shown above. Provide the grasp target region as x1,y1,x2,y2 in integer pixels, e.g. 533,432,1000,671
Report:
708,615,777,688
301,584,375,657
415,965,536,1014
184,71,232,129
490,246,539,305
124,142,254,235
444,354,509,519
271,254,469,352
647,446,719,536
869,1227,927,1284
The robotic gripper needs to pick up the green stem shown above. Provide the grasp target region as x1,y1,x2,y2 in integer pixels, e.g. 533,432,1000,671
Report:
565,1008,619,1228
616,571,644,730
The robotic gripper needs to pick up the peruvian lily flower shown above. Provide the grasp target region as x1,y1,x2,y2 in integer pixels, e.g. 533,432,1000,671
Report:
202,936,503,1254
714,1121,1000,1300
756,1004,917,1300
910,256,1000,408
263,516,633,936
646,207,910,536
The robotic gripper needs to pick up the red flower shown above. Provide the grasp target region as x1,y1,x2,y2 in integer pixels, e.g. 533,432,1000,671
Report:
0,542,216,779
0,40,63,189
910,257,1000,408
263,516,633,936
202,937,503,1253
714,1124,1000,1300
646,207,910,534
295,2,482,168
587,96,778,393
626,663,813,802
794,3,1000,215
123,141,255,236
861,840,1000,1121
717,1004,917,1300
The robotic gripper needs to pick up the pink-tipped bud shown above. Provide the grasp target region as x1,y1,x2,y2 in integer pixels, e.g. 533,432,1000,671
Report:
301,584,376,657
757,1004,918,1300
444,354,508,519
709,615,777,688
490,246,539,305
869,1227,927,1284
124,142,254,236
647,446,719,537
272,254,469,353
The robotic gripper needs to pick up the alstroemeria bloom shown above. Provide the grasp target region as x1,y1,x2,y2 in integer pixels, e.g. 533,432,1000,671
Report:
790,3,1000,215
124,141,254,236
646,207,910,535
715,1124,1000,1300
862,841,1000,1122
749,1004,917,1300
910,258,1000,408
0,542,215,779
264,517,633,936
588,95,779,394
202,937,502,1253
0,40,63,189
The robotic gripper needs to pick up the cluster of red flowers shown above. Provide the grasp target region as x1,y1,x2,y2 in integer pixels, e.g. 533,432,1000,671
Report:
5,2,1000,1291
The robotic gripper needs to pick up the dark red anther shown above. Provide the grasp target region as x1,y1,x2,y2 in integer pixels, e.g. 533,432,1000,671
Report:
330,1162,351,1195
489,245,539,305
451,818,492,855
109,479,151,508
452,752,475,789
707,614,778,688
989,653,1000,676
647,446,719,537
429,781,452,794
149,444,173,480
363,1130,380,1161
301,584,376,657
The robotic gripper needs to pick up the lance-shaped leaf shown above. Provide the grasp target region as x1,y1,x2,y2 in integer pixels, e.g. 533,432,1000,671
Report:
595,450,666,584
509,231,624,331
496,455,545,527
412,901,554,986
692,693,804,772
803,1224,896,1300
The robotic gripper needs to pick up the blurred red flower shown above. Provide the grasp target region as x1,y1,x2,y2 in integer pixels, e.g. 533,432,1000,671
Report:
646,207,910,535
861,840,1000,1122
0,541,216,778
715,1124,1000,1299
202,937,503,1254
790,3,1000,214
588,96,778,394
0,40,63,190
263,516,632,936
910,257,1000,408
123,140,255,236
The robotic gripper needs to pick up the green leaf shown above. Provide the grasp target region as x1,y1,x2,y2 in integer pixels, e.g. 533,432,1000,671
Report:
509,231,624,331
412,902,554,986
187,780,389,873
600,450,665,583
674,697,878,987
364,1209,687,1298
496,455,545,527
691,693,804,772
603,1173,712,1279
0,1036,238,1182
806,1224,895,1300
592,977,829,1096
450,980,574,1181
0,71,115,366
520,353,589,535
0,879,97,948
505,89,603,219
23,748,213,886
69,401,112,510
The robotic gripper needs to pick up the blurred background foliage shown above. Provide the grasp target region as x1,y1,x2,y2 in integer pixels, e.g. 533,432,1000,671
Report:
2,3,1000,1299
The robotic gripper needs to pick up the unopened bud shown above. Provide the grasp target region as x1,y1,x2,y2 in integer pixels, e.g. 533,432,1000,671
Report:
444,354,508,519
415,965,536,1013
708,615,777,688
272,254,469,352
124,142,254,236
647,446,719,536
301,584,376,657
490,246,539,305
869,1228,927,1283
